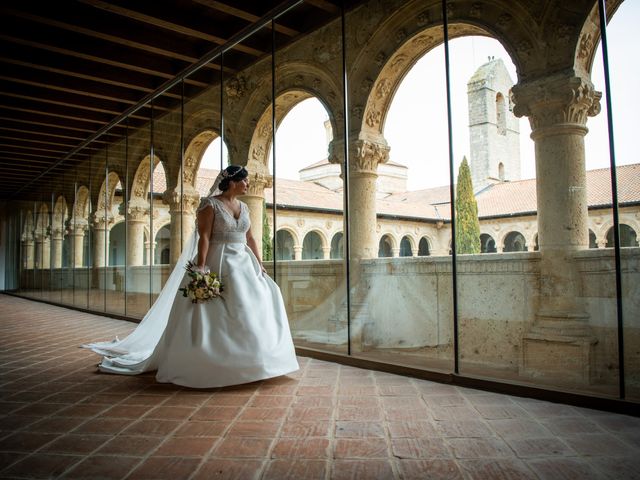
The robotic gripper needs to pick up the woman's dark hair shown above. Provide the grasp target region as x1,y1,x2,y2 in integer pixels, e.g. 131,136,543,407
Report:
219,165,248,191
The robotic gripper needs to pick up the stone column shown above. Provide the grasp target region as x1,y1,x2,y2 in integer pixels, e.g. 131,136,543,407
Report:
322,246,331,260
51,227,64,268
164,188,200,266
23,235,35,269
512,73,601,384
69,221,87,267
391,247,400,257
127,202,148,266
92,216,111,268
242,171,272,259
329,137,390,259
293,245,302,261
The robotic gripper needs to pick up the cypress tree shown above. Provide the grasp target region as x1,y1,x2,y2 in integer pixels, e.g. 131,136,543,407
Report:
262,199,273,261
455,156,481,254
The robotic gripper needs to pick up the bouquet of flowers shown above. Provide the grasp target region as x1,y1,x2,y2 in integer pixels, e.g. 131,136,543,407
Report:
179,261,224,303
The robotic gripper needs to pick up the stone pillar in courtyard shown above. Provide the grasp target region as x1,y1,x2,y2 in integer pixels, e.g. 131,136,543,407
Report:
50,227,64,268
23,235,35,269
127,201,148,266
293,246,302,261
164,189,200,266
92,216,111,268
34,233,50,269
512,73,601,385
69,221,87,267
241,171,272,259
329,137,390,259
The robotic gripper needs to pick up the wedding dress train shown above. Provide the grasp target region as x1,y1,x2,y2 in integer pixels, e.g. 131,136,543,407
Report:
84,196,299,388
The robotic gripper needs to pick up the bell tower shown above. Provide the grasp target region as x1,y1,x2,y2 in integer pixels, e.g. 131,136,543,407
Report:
467,57,520,191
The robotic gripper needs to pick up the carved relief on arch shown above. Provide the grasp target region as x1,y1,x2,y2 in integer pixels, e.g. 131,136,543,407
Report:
182,130,218,188
96,172,121,215
73,186,91,221
130,154,162,201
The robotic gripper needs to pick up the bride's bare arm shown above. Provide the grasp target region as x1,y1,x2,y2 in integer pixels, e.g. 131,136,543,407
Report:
246,227,266,272
196,206,214,270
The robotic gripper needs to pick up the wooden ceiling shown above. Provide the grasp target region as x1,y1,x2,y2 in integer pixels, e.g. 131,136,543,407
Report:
0,0,353,200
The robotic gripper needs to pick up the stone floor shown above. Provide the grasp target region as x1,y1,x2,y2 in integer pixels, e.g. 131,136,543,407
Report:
0,295,639,480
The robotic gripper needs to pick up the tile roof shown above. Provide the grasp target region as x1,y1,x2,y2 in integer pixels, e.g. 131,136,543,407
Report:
152,164,638,222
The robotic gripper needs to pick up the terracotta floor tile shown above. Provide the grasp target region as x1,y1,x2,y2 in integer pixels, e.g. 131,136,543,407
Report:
13,402,67,417
0,451,26,471
434,420,493,438
121,419,181,436
191,458,264,480
212,436,274,458
72,417,132,435
192,406,241,421
99,405,151,419
127,456,202,480
238,407,288,421
271,438,329,459
60,454,141,479
397,459,464,480
95,435,164,456
120,394,168,406
154,436,216,456
458,458,537,480
162,393,211,407
337,386,377,396
335,421,385,438
589,456,640,480
388,421,439,438
205,394,252,407
336,406,383,421
249,395,294,408
227,421,282,437
562,433,636,456
447,437,515,459
2,453,83,479
145,406,196,420
262,459,326,480
173,421,227,437
297,385,335,396
391,437,452,459
0,414,41,431
539,416,603,436
280,421,331,438
330,459,395,480
473,404,531,420
0,431,59,452
293,396,334,407
505,436,574,458
487,418,552,439
41,433,111,454
57,404,110,418
334,438,389,458
288,407,333,421
526,457,601,479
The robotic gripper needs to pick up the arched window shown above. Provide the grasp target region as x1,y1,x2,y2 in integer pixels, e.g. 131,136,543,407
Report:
378,235,393,258
154,225,171,265
418,237,430,256
496,92,507,135
275,230,295,260
480,234,496,253
606,224,639,247
399,236,412,257
589,229,598,249
498,162,505,181
330,232,343,259
503,231,527,252
302,231,323,260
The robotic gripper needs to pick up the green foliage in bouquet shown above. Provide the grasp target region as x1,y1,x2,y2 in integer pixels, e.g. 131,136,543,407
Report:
179,261,224,303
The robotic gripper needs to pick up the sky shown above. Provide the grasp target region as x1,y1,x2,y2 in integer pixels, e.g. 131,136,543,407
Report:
203,1,638,192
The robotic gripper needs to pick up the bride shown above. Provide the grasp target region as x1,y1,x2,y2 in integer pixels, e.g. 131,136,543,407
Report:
84,165,299,388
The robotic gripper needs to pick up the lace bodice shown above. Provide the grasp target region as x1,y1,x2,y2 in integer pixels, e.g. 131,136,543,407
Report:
198,196,250,241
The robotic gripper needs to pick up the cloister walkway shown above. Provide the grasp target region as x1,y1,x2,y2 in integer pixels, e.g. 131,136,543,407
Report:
0,294,639,480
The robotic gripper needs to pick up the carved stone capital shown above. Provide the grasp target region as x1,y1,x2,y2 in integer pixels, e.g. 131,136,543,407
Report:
127,200,149,222
511,74,601,136
51,227,65,240
67,219,88,234
164,188,200,214
328,138,390,175
91,213,114,230
245,172,273,197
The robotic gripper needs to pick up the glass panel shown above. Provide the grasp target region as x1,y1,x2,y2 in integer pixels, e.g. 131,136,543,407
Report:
269,11,348,355
89,139,107,312
345,9,452,370
125,105,153,319
452,34,540,384
105,122,128,316
71,146,92,310
592,1,639,402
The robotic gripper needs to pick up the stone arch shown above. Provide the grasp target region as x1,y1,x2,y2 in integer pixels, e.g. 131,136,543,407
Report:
108,220,126,266
355,6,533,140
606,224,639,248
502,231,527,252
480,233,497,253
72,186,91,223
496,92,507,135
154,223,171,264
418,236,431,256
130,153,163,203
302,230,325,260
52,196,68,229
399,234,415,257
330,231,344,259
588,228,598,249
96,172,121,218
275,228,297,261
378,233,396,258
247,86,337,178
574,0,626,78
34,203,50,233
182,127,221,190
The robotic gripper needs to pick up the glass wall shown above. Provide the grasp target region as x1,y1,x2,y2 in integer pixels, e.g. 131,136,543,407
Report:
2,0,637,405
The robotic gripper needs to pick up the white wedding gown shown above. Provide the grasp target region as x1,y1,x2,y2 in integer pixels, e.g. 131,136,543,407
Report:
84,196,299,388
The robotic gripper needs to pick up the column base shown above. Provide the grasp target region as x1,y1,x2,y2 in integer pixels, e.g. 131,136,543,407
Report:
520,311,596,386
